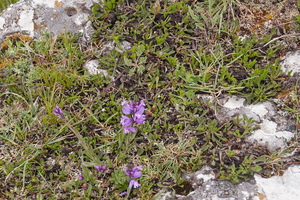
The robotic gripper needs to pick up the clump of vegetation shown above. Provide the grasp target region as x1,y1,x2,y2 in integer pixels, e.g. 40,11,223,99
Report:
0,0,19,13
1,0,300,199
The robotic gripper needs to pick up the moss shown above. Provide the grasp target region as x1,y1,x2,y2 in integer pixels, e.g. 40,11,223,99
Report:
1,33,33,50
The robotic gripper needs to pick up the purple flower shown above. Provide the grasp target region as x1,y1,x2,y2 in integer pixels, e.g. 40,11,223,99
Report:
124,126,136,134
53,106,64,118
122,100,145,116
120,115,132,127
129,179,141,189
133,110,146,124
124,165,142,190
122,99,134,115
135,100,145,113
94,164,106,172
125,166,142,178
120,100,146,133
79,174,83,180
119,192,127,196
120,115,136,134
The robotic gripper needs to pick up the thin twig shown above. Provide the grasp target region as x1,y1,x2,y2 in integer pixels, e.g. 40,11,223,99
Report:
262,33,300,48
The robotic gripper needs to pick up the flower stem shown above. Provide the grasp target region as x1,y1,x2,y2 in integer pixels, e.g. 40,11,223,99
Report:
62,118,100,163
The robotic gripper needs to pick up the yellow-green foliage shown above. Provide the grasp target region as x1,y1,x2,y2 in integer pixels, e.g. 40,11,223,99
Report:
0,0,19,13
1,33,33,50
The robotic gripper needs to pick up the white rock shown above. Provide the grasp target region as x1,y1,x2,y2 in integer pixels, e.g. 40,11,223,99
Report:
248,102,269,119
17,9,34,37
33,0,56,8
100,40,132,55
255,165,300,200
74,13,89,26
0,17,5,30
280,50,300,76
196,171,215,183
222,95,246,109
83,59,108,76
0,0,101,46
217,95,295,151
247,119,294,151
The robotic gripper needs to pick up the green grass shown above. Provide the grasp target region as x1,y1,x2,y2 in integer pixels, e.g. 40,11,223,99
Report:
1,0,300,199
0,0,19,13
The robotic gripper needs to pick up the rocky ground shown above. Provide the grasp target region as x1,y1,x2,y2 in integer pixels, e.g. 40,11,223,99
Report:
1,0,300,199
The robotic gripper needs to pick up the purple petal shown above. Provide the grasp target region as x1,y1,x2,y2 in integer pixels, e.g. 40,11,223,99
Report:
125,168,131,177
94,165,101,171
95,165,104,171
119,192,127,196
130,101,137,111
136,100,145,113
79,174,83,180
134,113,146,124
101,166,106,172
122,100,133,115
124,128,130,134
132,170,142,179
133,102,146,124
129,179,141,189
121,99,127,106
139,100,145,107
53,106,64,117
127,126,136,132
124,126,136,134
132,166,142,178
120,115,132,127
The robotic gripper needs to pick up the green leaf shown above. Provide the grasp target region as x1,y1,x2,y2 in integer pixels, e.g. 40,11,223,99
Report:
188,6,200,22
216,140,222,147
255,157,266,162
139,56,147,64
185,90,195,100
137,149,144,156
92,4,100,13
124,56,132,66
157,183,169,188
136,44,145,57
254,166,262,172
137,65,145,74
129,67,136,76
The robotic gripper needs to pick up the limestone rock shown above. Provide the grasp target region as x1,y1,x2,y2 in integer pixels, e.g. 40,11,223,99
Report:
155,165,260,200
0,0,101,47
156,165,300,200
255,165,300,200
280,50,300,76
217,95,295,152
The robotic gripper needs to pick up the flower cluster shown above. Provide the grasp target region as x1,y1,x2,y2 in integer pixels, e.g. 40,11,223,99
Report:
53,106,64,118
120,99,146,134
125,165,142,189
94,164,106,172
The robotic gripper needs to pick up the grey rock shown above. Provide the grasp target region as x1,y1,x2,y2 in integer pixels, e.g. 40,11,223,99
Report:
280,50,300,76
83,59,109,76
255,165,300,200
156,165,300,200
196,94,296,151
155,165,260,200
216,95,295,152
0,0,101,46
99,40,132,55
